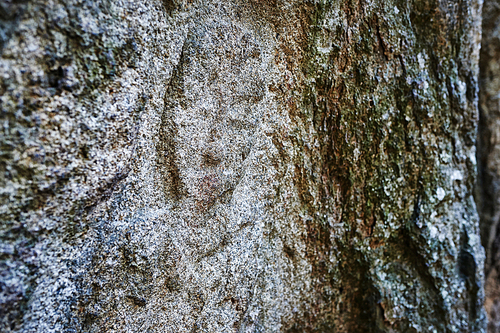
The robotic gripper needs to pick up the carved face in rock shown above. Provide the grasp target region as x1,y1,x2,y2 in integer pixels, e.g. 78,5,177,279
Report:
158,22,265,219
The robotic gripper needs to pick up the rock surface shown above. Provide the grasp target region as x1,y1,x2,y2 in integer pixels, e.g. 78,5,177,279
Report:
0,0,486,332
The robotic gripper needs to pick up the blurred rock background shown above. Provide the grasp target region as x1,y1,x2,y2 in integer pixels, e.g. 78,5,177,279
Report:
479,0,500,332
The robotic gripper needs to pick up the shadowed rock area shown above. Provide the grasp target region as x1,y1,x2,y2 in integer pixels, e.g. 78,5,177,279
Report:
0,0,487,332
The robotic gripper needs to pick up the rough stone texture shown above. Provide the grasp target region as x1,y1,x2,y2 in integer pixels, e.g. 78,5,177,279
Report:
0,0,486,332
479,1,500,332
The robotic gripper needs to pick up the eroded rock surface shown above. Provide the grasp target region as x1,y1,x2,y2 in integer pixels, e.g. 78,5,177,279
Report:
0,0,486,332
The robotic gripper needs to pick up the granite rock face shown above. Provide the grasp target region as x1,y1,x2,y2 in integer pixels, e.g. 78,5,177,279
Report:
0,0,486,332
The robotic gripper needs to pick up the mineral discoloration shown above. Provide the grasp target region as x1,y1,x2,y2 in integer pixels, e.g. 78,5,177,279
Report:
0,0,486,332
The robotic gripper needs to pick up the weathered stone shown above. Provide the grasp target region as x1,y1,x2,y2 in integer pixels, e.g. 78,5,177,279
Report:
0,0,486,332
